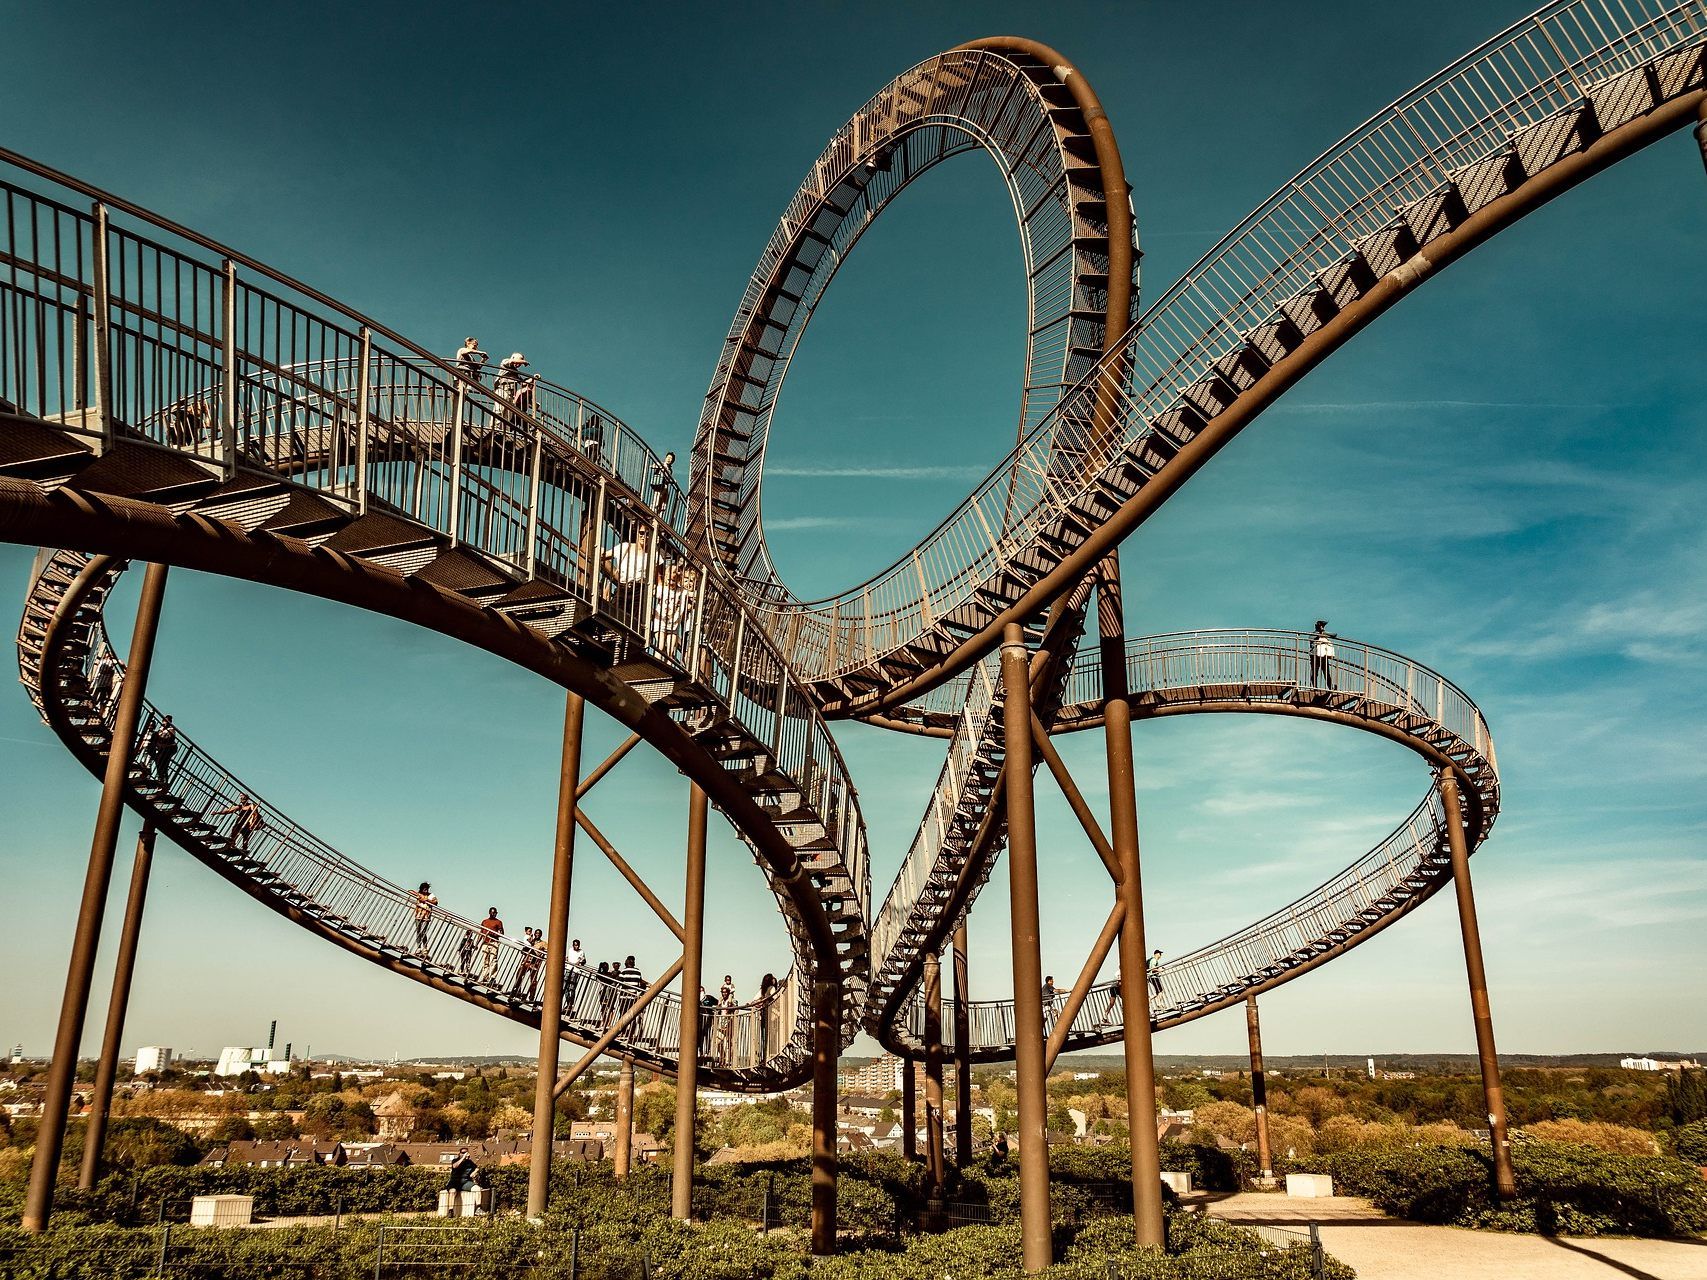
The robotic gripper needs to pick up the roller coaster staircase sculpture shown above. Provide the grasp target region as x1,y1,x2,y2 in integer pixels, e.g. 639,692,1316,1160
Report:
3,0,1702,1264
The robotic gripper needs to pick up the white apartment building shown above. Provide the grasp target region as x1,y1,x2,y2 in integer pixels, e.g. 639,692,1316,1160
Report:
842,1054,904,1095
134,1046,173,1074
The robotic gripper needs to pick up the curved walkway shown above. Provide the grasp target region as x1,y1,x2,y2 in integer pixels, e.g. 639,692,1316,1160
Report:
874,630,1500,1059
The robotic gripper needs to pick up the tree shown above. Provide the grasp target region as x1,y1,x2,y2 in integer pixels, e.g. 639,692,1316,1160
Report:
1664,1069,1707,1126
210,1118,256,1144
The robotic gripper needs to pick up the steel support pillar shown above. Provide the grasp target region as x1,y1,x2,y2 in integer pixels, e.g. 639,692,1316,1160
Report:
953,920,973,1166
922,950,946,1194
529,691,585,1218
1099,562,1165,1248
79,823,157,1189
24,561,169,1234
1440,770,1516,1198
1246,997,1274,1181
902,1057,917,1159
614,1057,635,1178
671,782,709,1221
810,978,839,1255
1001,621,1052,1272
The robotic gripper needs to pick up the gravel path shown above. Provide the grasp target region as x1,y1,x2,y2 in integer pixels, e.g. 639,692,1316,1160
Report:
1200,1192,1707,1279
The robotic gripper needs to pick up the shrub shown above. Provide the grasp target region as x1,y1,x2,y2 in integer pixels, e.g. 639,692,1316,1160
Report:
1671,1119,1707,1166
1317,1140,1707,1237
1519,1120,1658,1156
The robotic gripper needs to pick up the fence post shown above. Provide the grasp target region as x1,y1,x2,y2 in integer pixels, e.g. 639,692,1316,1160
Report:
1310,1221,1324,1280
89,203,113,449
373,1225,384,1280
570,1226,579,1280
220,258,238,479
155,1221,170,1277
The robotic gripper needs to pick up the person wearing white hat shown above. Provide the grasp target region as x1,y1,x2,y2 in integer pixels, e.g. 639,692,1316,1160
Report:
493,352,537,426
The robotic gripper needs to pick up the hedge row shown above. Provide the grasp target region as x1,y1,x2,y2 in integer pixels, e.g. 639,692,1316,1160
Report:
1317,1140,1707,1236
0,1212,1346,1280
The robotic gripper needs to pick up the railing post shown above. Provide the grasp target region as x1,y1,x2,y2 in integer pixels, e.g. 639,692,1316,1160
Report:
23,563,170,1233
672,783,709,1221
1439,769,1516,1198
901,1055,917,1160
89,203,113,449
354,328,371,514
220,258,238,478
525,433,543,577
1694,97,1707,176
1001,621,1052,1272
586,478,607,613
80,823,158,1189
447,384,466,547
529,691,585,1218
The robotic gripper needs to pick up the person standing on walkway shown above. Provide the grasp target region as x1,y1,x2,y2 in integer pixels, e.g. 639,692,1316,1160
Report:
1311,620,1337,691
649,451,676,513
1041,976,1058,1035
1147,949,1165,1002
617,955,644,1034
493,352,537,424
455,337,488,383
596,962,618,1028
603,525,649,626
564,937,587,1020
409,882,438,956
512,927,544,1002
141,714,178,784
457,927,477,978
478,908,505,986
90,651,118,714
210,794,264,854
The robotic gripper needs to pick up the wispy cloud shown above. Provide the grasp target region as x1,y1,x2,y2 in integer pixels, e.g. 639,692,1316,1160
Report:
765,463,988,481
763,514,898,531
1273,399,1611,413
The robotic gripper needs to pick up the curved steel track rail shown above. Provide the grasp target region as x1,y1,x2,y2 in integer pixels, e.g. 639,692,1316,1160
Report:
0,0,1699,1099
18,550,806,1088
875,630,1500,1060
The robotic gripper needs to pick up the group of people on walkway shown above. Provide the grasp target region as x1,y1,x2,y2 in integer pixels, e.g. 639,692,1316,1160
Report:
1038,948,1170,1038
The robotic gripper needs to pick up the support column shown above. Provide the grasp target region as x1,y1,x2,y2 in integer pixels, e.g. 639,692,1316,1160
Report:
1440,770,1516,1198
1246,997,1274,1182
810,978,839,1255
1001,621,1052,1272
922,951,946,1194
529,691,585,1218
671,782,709,1221
1099,561,1165,1247
953,920,973,1167
901,1057,917,1160
24,561,169,1234
613,1057,634,1178
79,824,158,1189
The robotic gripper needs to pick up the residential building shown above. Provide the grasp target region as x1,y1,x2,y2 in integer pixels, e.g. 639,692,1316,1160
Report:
134,1046,173,1075
841,1054,904,1095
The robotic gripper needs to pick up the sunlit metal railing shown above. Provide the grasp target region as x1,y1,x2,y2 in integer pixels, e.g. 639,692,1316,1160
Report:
18,551,807,1079
0,154,869,1009
883,631,1501,1053
725,0,1706,684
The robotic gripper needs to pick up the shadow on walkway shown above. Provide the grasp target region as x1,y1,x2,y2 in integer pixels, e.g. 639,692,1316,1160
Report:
1543,1235,1668,1280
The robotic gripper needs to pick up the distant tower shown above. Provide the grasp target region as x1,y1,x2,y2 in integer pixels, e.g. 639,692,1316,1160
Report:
1367,1057,1376,1079
268,1020,277,1053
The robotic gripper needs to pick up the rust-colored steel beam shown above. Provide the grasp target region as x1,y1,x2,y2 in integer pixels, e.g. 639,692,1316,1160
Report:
553,956,684,1098
575,808,685,940
1043,898,1125,1072
24,560,168,1234
953,920,972,1167
1247,997,1274,1180
1001,622,1053,1272
853,87,1707,721
810,978,840,1255
79,823,157,1190
575,731,640,799
530,691,586,1217
614,1057,635,1178
922,951,946,1194
902,1055,917,1160
0,479,844,973
1441,769,1516,1199
1100,559,1164,1248
672,782,710,1221
1030,711,1121,883
1695,96,1707,176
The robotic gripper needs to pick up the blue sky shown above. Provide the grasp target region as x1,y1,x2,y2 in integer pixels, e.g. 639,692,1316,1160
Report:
1,1,1702,1065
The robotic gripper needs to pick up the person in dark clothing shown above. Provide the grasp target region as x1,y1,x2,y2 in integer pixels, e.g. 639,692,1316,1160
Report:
698,986,717,1060
456,928,477,978
211,794,265,854
617,955,644,1035
1310,620,1337,691
142,714,178,784
1147,950,1165,1000
511,928,544,1002
445,1147,479,1215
